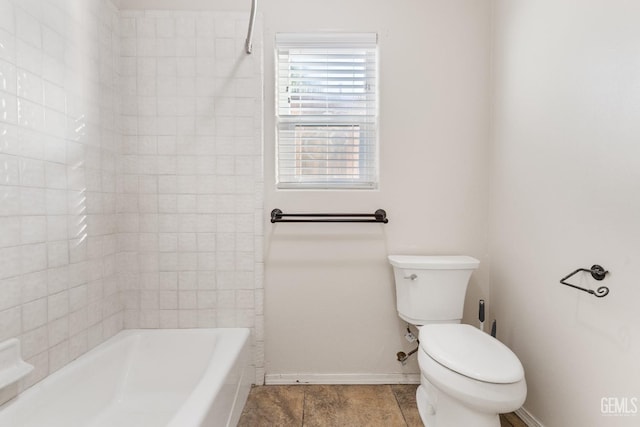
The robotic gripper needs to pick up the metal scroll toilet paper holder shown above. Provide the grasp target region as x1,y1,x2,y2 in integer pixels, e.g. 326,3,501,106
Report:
559,264,609,298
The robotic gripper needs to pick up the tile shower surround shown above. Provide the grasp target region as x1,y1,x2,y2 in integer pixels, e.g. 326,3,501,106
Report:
118,9,264,382
0,0,122,396
0,0,264,393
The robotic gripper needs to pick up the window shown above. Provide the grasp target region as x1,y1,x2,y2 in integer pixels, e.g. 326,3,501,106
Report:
276,33,378,189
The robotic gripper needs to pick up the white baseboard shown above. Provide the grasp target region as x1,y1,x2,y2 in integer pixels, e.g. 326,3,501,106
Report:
264,373,421,385
515,407,544,427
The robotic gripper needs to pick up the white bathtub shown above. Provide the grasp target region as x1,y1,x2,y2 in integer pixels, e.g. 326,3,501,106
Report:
0,328,252,427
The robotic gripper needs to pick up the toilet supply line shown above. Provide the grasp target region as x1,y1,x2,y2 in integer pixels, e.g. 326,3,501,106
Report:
396,324,420,365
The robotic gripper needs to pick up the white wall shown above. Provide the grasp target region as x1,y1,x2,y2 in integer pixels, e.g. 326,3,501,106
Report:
491,1,640,425
261,0,492,381
0,0,122,401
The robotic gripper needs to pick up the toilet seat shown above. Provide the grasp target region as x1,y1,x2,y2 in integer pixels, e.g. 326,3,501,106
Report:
419,324,524,384
418,348,527,415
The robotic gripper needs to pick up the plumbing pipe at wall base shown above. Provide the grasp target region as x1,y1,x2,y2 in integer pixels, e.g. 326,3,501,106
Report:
396,324,420,365
396,346,419,365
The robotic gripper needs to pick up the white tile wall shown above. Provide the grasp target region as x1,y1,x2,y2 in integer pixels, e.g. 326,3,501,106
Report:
0,0,122,394
118,9,264,384
1,1,264,393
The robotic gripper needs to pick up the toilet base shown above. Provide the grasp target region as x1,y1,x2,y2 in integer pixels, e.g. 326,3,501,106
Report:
416,382,501,427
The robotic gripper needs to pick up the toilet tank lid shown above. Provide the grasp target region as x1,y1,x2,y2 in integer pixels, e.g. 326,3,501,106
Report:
420,324,524,384
388,255,480,269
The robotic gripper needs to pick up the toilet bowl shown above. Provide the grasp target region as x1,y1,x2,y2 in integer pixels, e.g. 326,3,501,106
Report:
416,324,527,427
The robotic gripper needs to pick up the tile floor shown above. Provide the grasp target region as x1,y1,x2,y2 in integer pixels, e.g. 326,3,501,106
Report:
238,384,527,427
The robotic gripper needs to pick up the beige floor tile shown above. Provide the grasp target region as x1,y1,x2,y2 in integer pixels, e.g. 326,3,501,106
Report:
502,411,528,427
237,384,526,427
390,384,423,427
303,384,406,427
237,385,304,427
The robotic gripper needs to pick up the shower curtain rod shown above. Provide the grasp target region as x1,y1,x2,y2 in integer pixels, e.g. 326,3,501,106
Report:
245,0,257,54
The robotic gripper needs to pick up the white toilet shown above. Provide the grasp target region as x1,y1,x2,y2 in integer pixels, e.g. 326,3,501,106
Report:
388,255,527,427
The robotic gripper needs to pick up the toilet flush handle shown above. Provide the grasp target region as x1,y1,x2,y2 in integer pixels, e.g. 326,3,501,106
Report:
404,274,418,281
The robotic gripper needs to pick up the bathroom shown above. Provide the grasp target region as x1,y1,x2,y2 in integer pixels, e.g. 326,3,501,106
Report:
0,0,639,426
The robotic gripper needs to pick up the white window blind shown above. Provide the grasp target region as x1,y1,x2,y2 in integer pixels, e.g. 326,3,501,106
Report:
276,33,378,189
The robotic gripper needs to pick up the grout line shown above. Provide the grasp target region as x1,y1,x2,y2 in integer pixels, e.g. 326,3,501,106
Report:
300,385,306,427
389,385,410,427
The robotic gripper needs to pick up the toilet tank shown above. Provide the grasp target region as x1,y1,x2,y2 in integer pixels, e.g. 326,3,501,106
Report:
388,255,480,325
